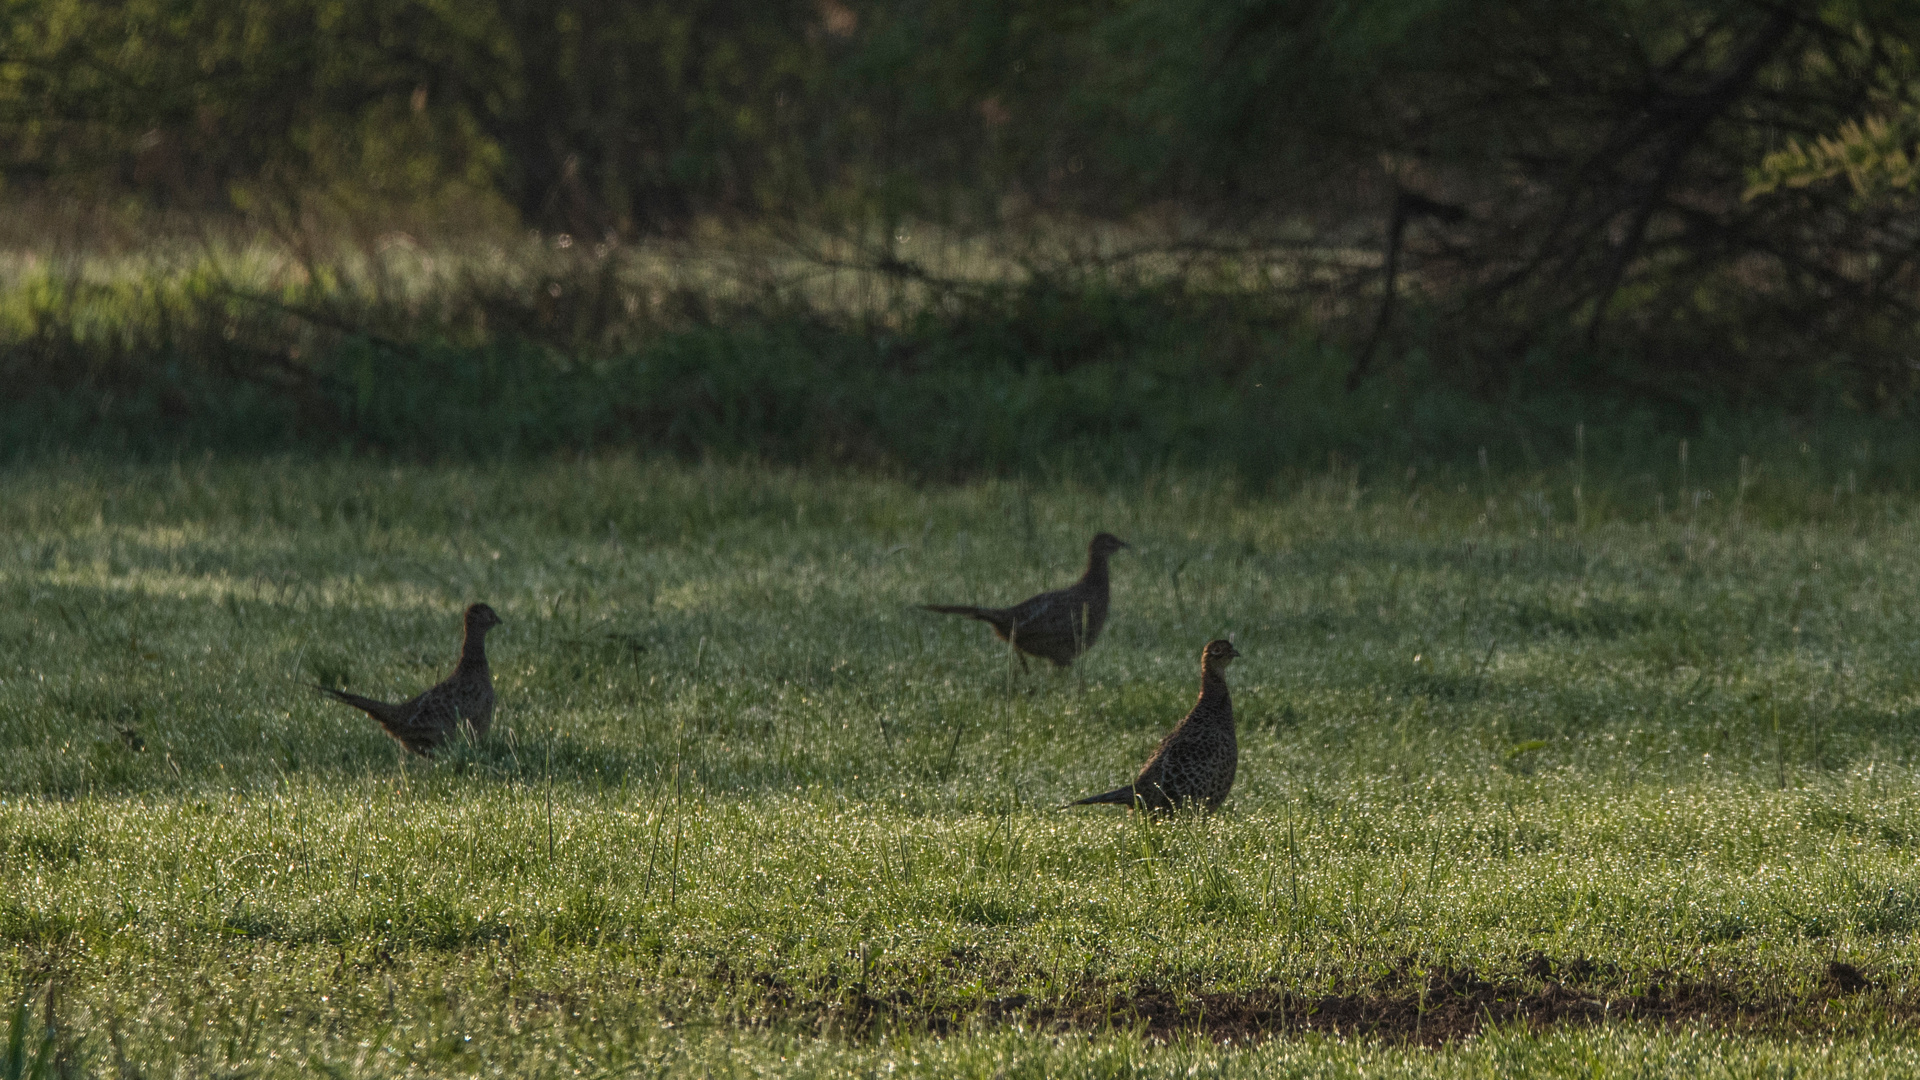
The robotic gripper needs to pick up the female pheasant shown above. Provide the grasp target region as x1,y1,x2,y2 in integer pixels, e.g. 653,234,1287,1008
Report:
314,603,501,756
1067,639,1241,812
922,532,1129,668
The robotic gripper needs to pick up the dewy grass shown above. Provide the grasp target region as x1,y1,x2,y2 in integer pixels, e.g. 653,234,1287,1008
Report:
7,454,1920,1075
17,237,1919,478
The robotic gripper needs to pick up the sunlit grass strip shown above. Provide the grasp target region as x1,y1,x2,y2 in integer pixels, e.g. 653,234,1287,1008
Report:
6,456,1920,1073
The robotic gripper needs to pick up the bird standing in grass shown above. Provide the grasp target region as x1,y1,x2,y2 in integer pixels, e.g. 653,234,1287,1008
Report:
1066,639,1241,812
922,532,1129,669
314,603,501,756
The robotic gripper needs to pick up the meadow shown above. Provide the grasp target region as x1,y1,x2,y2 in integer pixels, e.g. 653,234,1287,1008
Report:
6,447,1920,1076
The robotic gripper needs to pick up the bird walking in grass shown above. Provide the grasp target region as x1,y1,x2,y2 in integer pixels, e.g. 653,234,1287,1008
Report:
314,603,501,756
922,532,1129,669
1066,639,1241,812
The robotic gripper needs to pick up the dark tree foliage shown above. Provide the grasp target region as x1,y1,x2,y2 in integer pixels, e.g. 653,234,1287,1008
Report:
1324,1,1920,402
3,0,1919,399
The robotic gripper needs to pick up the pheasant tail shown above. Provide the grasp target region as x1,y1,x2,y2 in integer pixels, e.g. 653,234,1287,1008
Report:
1065,785,1137,809
313,685,405,726
922,603,988,618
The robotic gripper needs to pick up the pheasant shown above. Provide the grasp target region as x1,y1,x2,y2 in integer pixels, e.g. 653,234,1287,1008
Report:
1066,639,1241,812
314,603,501,756
922,532,1129,668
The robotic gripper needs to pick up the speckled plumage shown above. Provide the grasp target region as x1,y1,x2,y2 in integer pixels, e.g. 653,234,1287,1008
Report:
1068,639,1241,813
923,533,1129,668
315,603,500,756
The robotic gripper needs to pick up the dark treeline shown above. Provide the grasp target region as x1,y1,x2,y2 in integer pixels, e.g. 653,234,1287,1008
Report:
5,0,1920,463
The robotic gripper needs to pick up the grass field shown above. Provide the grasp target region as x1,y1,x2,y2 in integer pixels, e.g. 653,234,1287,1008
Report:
7,451,1920,1076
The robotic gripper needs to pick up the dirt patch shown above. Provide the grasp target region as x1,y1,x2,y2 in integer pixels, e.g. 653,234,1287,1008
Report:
1049,958,1900,1045
770,956,1905,1045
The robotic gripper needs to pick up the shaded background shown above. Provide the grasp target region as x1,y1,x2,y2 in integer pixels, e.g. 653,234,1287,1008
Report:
5,0,1920,470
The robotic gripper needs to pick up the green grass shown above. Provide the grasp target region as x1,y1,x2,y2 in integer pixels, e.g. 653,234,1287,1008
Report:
8,452,1920,1075
15,239,1917,477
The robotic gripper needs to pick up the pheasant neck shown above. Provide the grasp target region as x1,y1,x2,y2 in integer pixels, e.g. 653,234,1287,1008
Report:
1080,551,1111,587
1199,664,1231,698
457,628,491,673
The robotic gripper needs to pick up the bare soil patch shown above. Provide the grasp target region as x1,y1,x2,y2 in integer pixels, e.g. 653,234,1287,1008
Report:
778,958,1905,1045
